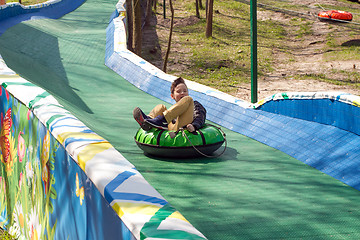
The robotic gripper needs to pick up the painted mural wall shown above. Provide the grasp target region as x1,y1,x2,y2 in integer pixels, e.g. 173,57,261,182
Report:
0,71,135,239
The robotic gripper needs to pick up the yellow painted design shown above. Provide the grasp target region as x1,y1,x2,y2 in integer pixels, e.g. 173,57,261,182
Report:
77,142,112,170
113,202,160,217
41,131,50,166
112,203,125,218
168,211,188,222
352,99,360,107
76,173,85,205
57,132,104,144
0,75,21,79
112,202,189,222
257,99,265,106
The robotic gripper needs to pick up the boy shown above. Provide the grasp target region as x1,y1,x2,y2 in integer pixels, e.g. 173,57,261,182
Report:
133,77,206,132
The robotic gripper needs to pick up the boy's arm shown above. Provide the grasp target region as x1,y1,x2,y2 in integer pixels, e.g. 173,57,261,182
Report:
191,101,207,130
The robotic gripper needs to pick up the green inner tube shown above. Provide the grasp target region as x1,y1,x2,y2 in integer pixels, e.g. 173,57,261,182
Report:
134,124,225,158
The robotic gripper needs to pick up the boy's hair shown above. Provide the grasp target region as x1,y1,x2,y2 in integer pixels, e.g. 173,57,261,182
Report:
171,77,186,94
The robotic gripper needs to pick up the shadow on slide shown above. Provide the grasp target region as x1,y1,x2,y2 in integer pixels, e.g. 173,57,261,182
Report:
0,23,92,113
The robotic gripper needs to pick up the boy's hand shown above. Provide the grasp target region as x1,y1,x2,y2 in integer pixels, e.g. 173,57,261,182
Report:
186,124,195,132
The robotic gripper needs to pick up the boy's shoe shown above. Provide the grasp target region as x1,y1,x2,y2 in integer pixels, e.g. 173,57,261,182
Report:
144,115,168,130
133,107,151,130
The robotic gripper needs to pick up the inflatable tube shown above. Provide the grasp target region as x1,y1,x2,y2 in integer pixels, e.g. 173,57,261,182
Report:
318,10,353,21
134,124,225,158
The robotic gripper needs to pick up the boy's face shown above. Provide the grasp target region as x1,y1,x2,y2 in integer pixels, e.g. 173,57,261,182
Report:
171,83,189,102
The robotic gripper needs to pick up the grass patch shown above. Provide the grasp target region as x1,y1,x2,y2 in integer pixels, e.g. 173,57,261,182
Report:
324,44,360,61
161,0,284,95
145,0,360,96
293,70,360,89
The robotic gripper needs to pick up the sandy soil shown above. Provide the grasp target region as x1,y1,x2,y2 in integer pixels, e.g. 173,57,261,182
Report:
142,0,360,102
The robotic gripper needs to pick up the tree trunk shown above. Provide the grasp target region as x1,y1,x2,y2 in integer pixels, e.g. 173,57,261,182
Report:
205,0,208,19
153,0,157,12
163,0,174,72
133,0,142,56
199,0,203,9
163,0,166,19
195,0,200,18
126,0,134,51
145,0,153,26
206,0,213,38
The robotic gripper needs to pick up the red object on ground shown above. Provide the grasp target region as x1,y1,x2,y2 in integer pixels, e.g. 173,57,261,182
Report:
318,10,353,21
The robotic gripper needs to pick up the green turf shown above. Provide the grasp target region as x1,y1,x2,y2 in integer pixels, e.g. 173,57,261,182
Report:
1,0,360,239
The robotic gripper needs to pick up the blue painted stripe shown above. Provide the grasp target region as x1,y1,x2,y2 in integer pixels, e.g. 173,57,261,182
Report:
51,125,89,130
63,138,106,148
109,193,168,206
104,171,168,206
49,116,82,131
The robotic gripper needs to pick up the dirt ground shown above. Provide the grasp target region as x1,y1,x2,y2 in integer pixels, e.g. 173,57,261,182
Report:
142,0,360,102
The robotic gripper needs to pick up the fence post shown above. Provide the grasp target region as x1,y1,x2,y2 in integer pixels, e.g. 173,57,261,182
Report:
250,0,258,103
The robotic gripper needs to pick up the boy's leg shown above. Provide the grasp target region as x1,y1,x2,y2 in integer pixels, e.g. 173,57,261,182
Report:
133,107,152,130
142,104,169,130
165,96,194,131
149,104,167,118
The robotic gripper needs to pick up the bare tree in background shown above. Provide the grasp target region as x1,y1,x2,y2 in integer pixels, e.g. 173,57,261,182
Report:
195,0,200,18
199,0,203,9
153,0,157,12
126,0,134,51
145,0,153,26
163,0,175,72
205,0,208,18
133,0,142,56
206,0,213,38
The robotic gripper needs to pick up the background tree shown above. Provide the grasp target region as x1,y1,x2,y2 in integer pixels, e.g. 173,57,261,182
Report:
126,0,134,51
145,0,153,26
163,0,175,72
153,0,157,12
195,0,200,18
205,0,208,18
206,0,213,38
133,0,142,56
199,0,203,9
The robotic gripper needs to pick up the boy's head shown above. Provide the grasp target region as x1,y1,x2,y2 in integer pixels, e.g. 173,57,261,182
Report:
171,77,189,102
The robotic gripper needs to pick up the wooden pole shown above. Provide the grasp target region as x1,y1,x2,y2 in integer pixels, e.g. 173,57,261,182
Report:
163,0,174,72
